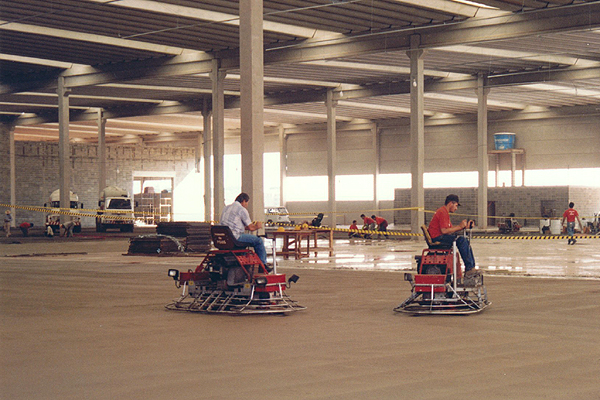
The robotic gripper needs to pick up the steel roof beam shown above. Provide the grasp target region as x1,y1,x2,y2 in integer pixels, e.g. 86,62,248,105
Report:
85,0,340,39
0,19,193,56
389,0,508,18
262,2,600,64
3,2,599,95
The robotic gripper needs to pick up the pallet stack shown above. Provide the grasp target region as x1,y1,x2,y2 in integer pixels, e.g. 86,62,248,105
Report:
128,222,214,255
185,222,212,253
127,235,184,254
156,222,189,237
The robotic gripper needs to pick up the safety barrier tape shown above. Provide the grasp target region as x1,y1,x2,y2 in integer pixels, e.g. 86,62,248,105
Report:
473,234,600,240
267,222,422,237
269,208,599,221
3,203,598,239
0,203,168,220
268,223,600,239
430,209,600,221
266,206,422,217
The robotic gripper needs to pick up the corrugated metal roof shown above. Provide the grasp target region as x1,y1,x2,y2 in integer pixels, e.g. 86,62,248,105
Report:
1,0,599,142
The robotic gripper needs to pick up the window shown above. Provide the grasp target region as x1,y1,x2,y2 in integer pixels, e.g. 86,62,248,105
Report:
378,174,411,200
285,176,328,201
336,175,374,201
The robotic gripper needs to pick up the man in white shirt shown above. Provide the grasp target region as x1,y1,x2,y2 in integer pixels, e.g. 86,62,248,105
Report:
220,192,267,266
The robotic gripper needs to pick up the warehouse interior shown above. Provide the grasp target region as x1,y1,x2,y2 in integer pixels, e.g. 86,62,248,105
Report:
1,1,600,398
1,0,600,229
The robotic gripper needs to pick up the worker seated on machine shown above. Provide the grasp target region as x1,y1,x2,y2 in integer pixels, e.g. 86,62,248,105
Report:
499,213,520,233
428,194,479,279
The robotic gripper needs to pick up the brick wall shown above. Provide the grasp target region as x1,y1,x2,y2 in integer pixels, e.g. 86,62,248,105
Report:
0,139,197,227
394,186,600,227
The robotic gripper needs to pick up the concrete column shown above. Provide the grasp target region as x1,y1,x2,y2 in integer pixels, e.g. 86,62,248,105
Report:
477,74,489,228
495,155,499,187
279,125,287,206
97,109,106,195
211,59,226,219
196,101,205,174
372,123,379,213
57,76,71,214
202,98,213,221
9,123,16,226
326,89,337,227
521,153,526,187
511,152,516,187
408,36,425,234
239,0,265,226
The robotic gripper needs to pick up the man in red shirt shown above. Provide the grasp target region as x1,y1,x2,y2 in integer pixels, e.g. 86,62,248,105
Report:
360,214,376,239
371,215,388,239
19,222,33,236
561,202,582,245
428,194,478,277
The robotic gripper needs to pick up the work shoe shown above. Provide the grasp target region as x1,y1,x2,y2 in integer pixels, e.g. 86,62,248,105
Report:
464,269,481,278
572,239,577,245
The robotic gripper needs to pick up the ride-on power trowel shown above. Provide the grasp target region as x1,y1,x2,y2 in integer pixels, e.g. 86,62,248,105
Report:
166,225,305,315
394,224,490,315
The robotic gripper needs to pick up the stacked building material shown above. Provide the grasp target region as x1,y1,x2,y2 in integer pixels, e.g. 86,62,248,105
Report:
156,222,189,237
185,222,212,253
127,235,184,254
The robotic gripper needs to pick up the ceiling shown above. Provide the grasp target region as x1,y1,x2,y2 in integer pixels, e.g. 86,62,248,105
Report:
1,0,600,144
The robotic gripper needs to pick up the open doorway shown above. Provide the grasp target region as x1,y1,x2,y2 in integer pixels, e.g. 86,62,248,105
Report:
133,173,174,226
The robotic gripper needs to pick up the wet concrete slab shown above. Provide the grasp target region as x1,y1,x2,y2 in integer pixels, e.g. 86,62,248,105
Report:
1,235,600,399
279,235,600,280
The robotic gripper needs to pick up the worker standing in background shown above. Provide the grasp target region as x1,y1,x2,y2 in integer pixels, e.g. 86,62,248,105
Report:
4,210,12,237
562,202,582,245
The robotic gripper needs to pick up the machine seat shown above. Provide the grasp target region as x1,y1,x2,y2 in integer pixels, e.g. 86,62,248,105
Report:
421,225,452,250
211,225,248,250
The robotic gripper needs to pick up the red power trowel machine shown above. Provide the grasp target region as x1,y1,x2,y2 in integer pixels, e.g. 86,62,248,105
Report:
394,225,490,315
166,225,305,315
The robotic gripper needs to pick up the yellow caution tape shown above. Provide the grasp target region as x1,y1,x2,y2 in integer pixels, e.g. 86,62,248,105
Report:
3,202,599,239
473,234,600,240
0,203,170,219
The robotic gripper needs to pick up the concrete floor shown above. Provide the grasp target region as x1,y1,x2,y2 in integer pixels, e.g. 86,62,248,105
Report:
1,233,600,399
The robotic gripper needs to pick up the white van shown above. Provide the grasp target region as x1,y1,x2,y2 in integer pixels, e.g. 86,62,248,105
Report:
265,206,293,225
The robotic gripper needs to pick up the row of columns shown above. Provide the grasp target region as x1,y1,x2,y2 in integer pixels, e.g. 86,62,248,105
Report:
8,10,492,232
319,36,490,230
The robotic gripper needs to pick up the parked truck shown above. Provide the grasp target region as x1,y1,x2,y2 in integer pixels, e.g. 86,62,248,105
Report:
44,189,82,236
96,186,136,232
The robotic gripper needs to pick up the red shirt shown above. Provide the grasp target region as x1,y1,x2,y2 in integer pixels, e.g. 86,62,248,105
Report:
349,223,358,230
362,217,375,225
428,206,451,239
374,217,387,225
563,208,579,222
